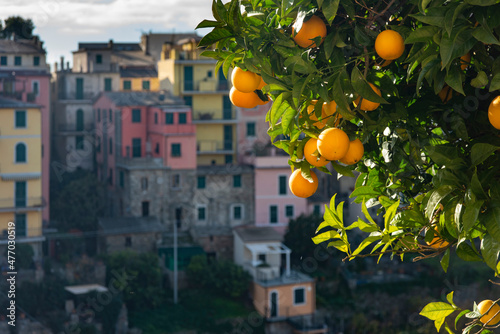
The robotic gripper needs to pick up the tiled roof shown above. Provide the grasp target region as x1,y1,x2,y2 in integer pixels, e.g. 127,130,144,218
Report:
76,42,142,52
99,91,187,107
145,33,202,45
0,38,45,54
0,97,41,108
119,66,158,78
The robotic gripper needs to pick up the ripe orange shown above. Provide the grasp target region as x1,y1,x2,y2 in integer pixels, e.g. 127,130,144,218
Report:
354,83,382,111
339,139,364,165
257,75,266,90
478,300,500,325
488,96,500,129
375,30,405,61
438,86,453,103
317,128,350,161
292,15,327,48
231,67,261,93
306,100,340,129
304,138,330,167
229,87,261,109
460,53,471,71
426,228,449,249
289,168,319,198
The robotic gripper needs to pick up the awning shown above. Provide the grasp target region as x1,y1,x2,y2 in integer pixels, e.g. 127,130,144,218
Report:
1,173,41,181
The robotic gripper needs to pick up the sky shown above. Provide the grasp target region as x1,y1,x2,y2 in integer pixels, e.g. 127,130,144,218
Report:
0,0,213,68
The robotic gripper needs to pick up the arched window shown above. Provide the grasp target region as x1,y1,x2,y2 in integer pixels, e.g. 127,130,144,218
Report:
76,109,84,131
15,143,26,163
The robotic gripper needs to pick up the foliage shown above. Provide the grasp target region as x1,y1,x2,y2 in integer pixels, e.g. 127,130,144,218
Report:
104,250,164,311
16,275,68,317
186,255,251,298
4,243,34,269
2,16,34,39
284,213,325,260
198,0,500,332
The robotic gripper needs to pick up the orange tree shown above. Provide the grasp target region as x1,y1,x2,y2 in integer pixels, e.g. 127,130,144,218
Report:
198,0,500,332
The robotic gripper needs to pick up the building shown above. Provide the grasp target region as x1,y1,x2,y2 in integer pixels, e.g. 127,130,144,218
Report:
0,98,45,258
120,65,159,91
233,225,327,333
0,37,51,225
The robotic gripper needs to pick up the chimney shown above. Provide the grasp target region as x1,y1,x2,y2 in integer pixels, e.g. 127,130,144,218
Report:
60,56,64,72
54,62,58,72
108,39,114,49
67,62,70,70
161,44,171,61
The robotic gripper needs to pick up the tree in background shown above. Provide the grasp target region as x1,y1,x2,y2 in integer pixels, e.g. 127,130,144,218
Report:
284,213,324,261
2,16,34,39
199,0,500,332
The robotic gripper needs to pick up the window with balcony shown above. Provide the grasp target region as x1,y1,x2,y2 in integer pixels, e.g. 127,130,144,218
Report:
0,56,7,65
104,78,112,92
96,54,102,64
15,181,26,207
270,205,278,224
14,56,21,66
15,143,26,163
132,138,142,157
223,96,232,119
123,80,131,90
171,143,181,157
33,56,40,66
197,176,206,189
246,122,256,137
233,175,241,188
293,287,306,305
165,113,174,124
178,113,187,124
132,109,141,123
279,175,287,195
15,110,26,128
142,80,150,90
15,213,27,237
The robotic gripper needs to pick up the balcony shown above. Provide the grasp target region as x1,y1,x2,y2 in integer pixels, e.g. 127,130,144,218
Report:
192,110,236,124
197,140,234,154
0,197,43,212
57,124,94,134
0,91,23,101
183,80,229,94
116,156,167,170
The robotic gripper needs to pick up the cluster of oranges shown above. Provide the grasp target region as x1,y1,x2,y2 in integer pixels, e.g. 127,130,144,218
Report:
229,67,268,109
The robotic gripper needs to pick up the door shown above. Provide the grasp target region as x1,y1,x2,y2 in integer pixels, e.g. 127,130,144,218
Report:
223,96,232,119
76,109,84,131
223,125,233,150
76,78,84,99
15,181,27,207
132,138,142,157
184,66,193,91
270,291,278,318
142,201,149,217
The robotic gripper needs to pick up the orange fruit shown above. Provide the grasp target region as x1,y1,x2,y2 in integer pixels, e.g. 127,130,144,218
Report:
231,67,261,93
257,75,266,90
339,139,364,165
381,59,392,67
317,128,350,161
375,30,405,61
289,169,318,198
488,96,500,130
426,228,449,249
229,87,261,109
438,86,453,103
460,53,471,71
478,300,500,325
354,83,381,111
292,15,327,48
306,100,340,129
304,138,330,167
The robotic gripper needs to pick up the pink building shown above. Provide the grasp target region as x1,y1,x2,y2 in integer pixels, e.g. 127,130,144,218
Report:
0,37,51,225
93,91,197,223
237,103,272,165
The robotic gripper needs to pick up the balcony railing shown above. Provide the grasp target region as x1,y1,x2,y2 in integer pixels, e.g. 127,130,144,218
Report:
197,140,234,153
0,91,23,100
0,197,43,210
183,80,229,92
192,110,234,122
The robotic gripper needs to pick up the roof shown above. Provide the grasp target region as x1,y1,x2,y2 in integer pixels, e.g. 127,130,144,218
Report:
120,66,158,78
0,38,45,54
98,216,165,234
197,164,253,175
234,226,282,243
143,32,202,46
65,284,108,295
0,97,41,108
76,42,142,52
98,91,188,108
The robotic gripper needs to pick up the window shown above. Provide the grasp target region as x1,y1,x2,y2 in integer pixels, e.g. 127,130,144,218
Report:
33,56,40,66
141,177,148,191
171,143,181,157
258,254,266,263
172,174,180,189
279,175,287,195
233,175,241,188
207,70,213,78
119,170,124,188
155,143,159,154
15,143,26,163
96,136,101,152
76,78,84,99
184,96,192,107
142,201,149,217
286,205,294,218
109,168,113,185
109,138,113,154
15,214,27,237
197,176,206,189
32,81,39,96
293,288,306,305
109,109,113,122
154,113,158,124
97,108,101,122
96,54,102,64
132,109,141,123
0,56,6,65
165,113,174,124
197,206,206,221
123,80,131,90
270,205,278,224
14,56,21,66
125,236,132,247
15,110,26,128
232,205,243,220
76,109,84,131
132,138,141,157
76,136,84,150
15,181,26,207
246,122,256,137
104,78,112,92
178,113,187,124
142,80,150,90
225,155,233,164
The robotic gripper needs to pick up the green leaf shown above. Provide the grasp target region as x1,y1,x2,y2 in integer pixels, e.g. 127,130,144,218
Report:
330,161,355,177
484,208,500,243
331,76,354,120
435,317,445,332
444,65,465,95
441,248,450,273
351,233,382,257
420,302,455,321
462,200,483,233
470,170,487,200
351,67,388,104
456,242,482,262
312,230,339,244
350,185,383,200
199,27,233,46
465,0,500,5
425,185,455,220
405,26,440,44
322,0,340,24
471,71,489,88
490,73,500,92
446,291,455,307
471,143,499,166
384,200,400,231
196,19,223,29
473,25,500,45
324,206,343,229
269,94,285,127
481,234,500,271
455,309,470,329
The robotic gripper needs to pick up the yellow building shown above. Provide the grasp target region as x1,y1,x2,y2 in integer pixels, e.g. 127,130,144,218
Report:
158,40,236,165
120,66,160,91
0,98,44,258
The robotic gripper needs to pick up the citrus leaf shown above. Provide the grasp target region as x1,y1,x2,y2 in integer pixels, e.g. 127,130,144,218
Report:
471,143,499,166
351,67,388,104
420,302,455,320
